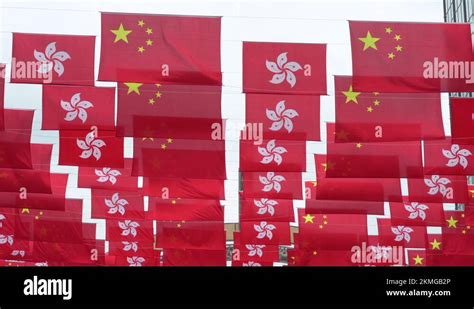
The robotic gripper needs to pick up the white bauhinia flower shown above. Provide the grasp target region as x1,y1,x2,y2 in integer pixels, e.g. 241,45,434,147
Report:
61,93,93,123
253,198,278,216
424,175,451,197
0,214,5,228
368,245,392,261
122,241,138,252
404,202,429,221
391,226,414,243
258,139,287,165
442,144,472,169
266,52,302,88
0,234,13,246
105,193,128,216
243,261,262,267
34,42,71,77
95,167,121,184
76,131,106,161
127,256,145,267
266,100,299,133
11,250,25,257
259,172,286,193
35,262,48,267
254,221,276,240
245,244,265,258
119,220,140,238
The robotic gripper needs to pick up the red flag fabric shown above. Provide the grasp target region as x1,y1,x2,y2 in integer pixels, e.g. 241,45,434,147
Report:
334,76,444,142
450,98,474,144
42,85,115,131
306,199,385,215
31,240,105,266
106,219,153,242
99,13,222,85
423,140,474,175
389,201,445,226
78,159,139,192
326,141,423,178
349,21,474,92
117,83,221,137
59,130,124,168
0,168,52,194
245,94,320,141
241,171,302,199
243,42,327,95
11,33,95,86
155,221,225,250
240,198,294,222
240,221,290,245
376,219,427,248
240,139,306,172
233,233,280,263
0,64,4,131
148,198,223,222
407,175,469,203
142,178,225,200
91,190,145,220
108,240,155,258
163,249,226,266
132,138,225,179
287,248,354,266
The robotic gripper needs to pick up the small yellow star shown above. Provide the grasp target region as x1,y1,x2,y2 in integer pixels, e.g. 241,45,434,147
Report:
138,46,145,53
430,239,441,250
177,223,181,228
138,20,145,27
373,92,380,96
323,220,328,225
388,52,395,60
367,106,373,113
171,200,177,205
335,130,349,141
356,143,363,149
21,208,30,214
323,215,327,219
146,39,153,46
146,28,153,35
302,214,315,224
155,91,162,98
319,225,324,229
446,216,458,228
167,138,173,144
358,31,380,51
312,181,317,187
342,85,361,104
148,98,156,105
156,84,161,88
124,82,143,95
35,216,39,220
142,137,154,142
413,255,424,265
462,229,467,234
111,24,132,43
395,45,403,52
312,251,318,256
394,34,401,41
373,99,380,106
161,144,167,150
385,27,392,34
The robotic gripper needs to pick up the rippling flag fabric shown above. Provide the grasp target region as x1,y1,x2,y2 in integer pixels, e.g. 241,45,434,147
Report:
450,98,474,144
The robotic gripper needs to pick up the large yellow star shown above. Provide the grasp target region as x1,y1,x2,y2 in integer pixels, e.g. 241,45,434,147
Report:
413,255,424,265
302,214,315,224
111,24,132,43
124,82,143,95
430,239,441,250
342,85,361,104
358,31,380,51
446,216,458,229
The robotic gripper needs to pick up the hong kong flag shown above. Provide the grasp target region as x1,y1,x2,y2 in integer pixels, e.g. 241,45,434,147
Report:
389,201,445,227
243,42,326,95
233,233,280,263
423,139,474,175
240,221,290,245
42,85,115,131
99,13,222,85
11,33,95,86
241,171,302,199
106,219,154,242
59,130,124,168
240,198,294,222
450,98,474,144
349,21,474,93
334,76,444,142
78,159,139,192
240,139,306,172
91,190,146,220
377,219,427,248
245,94,320,141
407,175,469,203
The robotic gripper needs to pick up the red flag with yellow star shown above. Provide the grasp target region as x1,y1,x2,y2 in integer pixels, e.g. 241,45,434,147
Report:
442,210,474,255
155,221,225,250
306,199,385,215
99,13,222,85
142,177,225,200
450,98,474,144
149,198,223,222
243,42,326,95
163,248,226,266
350,21,474,92
335,76,444,142
0,168,52,194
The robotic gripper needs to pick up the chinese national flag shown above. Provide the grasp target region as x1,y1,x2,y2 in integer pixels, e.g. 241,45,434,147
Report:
240,198,294,222
31,240,105,266
155,221,225,250
11,33,95,86
42,85,115,131
142,178,225,200
132,138,225,179
287,248,354,266
389,201,445,227
306,199,385,215
91,190,145,220
450,98,474,144
240,221,290,245
423,139,474,175
349,21,474,92
148,198,223,222
326,141,423,178
0,168,52,194
243,42,326,95
78,159,139,192
407,175,469,203
99,13,222,85
245,94,320,141
241,171,302,199
59,130,124,168
117,83,221,137
442,209,474,255
335,76,444,142
163,249,226,266
239,139,306,172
